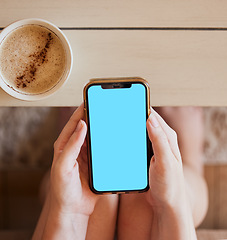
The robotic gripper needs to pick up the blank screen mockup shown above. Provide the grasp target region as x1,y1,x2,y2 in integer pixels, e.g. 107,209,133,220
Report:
87,83,148,192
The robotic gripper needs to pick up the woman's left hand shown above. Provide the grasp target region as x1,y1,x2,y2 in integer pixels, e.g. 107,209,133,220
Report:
50,104,97,217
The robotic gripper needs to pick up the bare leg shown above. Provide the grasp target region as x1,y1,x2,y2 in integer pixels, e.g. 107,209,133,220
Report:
118,107,208,240
118,193,153,240
86,194,119,240
154,107,208,227
154,107,204,174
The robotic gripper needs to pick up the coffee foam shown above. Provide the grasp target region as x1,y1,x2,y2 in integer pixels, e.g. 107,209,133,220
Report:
0,24,66,94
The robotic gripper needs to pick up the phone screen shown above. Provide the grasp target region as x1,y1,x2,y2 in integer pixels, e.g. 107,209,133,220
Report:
86,82,149,193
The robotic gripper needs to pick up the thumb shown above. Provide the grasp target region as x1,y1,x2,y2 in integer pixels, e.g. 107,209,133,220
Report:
58,120,87,172
146,113,172,163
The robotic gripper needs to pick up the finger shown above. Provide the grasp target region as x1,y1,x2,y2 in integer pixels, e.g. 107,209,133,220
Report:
150,108,181,160
57,120,87,172
146,113,173,163
54,104,84,160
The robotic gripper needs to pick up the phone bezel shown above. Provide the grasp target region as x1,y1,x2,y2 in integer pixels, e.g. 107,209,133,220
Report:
83,77,151,194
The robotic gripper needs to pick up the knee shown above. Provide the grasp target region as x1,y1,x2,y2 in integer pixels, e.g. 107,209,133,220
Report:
184,166,209,227
193,177,209,227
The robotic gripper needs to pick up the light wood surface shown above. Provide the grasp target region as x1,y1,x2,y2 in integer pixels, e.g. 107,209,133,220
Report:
1,30,227,106
1,0,227,28
1,1,227,106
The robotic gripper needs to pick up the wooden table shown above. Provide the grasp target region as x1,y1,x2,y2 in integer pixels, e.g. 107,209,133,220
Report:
1,0,227,106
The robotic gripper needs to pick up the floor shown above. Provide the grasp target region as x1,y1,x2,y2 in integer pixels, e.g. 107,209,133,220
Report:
200,165,227,229
0,165,226,239
0,107,227,239
0,168,46,231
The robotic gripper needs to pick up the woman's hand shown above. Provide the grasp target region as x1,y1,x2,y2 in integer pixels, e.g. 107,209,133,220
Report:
38,104,98,240
146,108,186,209
145,108,197,240
50,104,97,216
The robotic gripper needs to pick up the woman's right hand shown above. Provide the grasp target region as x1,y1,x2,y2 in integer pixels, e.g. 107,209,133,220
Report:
145,108,197,240
145,108,186,209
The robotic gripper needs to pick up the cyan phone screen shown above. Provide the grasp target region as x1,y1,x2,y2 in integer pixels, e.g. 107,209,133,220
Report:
87,83,148,192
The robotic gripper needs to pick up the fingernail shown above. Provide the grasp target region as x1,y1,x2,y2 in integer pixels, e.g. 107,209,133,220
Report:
75,120,83,132
148,113,159,128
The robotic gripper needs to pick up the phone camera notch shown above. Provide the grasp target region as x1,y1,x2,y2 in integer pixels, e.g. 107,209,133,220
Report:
101,83,132,89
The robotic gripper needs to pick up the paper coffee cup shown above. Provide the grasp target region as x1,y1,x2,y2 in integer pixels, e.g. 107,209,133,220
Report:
0,18,73,101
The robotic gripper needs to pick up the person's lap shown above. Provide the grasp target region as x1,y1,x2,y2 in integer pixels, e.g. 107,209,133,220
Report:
39,107,208,239
85,107,208,239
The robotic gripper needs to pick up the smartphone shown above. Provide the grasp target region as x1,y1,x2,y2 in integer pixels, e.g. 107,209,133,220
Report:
83,77,151,194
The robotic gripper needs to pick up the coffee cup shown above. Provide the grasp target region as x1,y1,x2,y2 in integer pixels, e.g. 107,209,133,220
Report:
0,18,73,101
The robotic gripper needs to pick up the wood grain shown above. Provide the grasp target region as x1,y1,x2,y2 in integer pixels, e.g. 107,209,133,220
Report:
197,229,227,240
1,0,227,28
1,30,227,106
0,165,226,235
219,165,227,229
0,172,4,228
200,165,227,229
199,165,216,229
